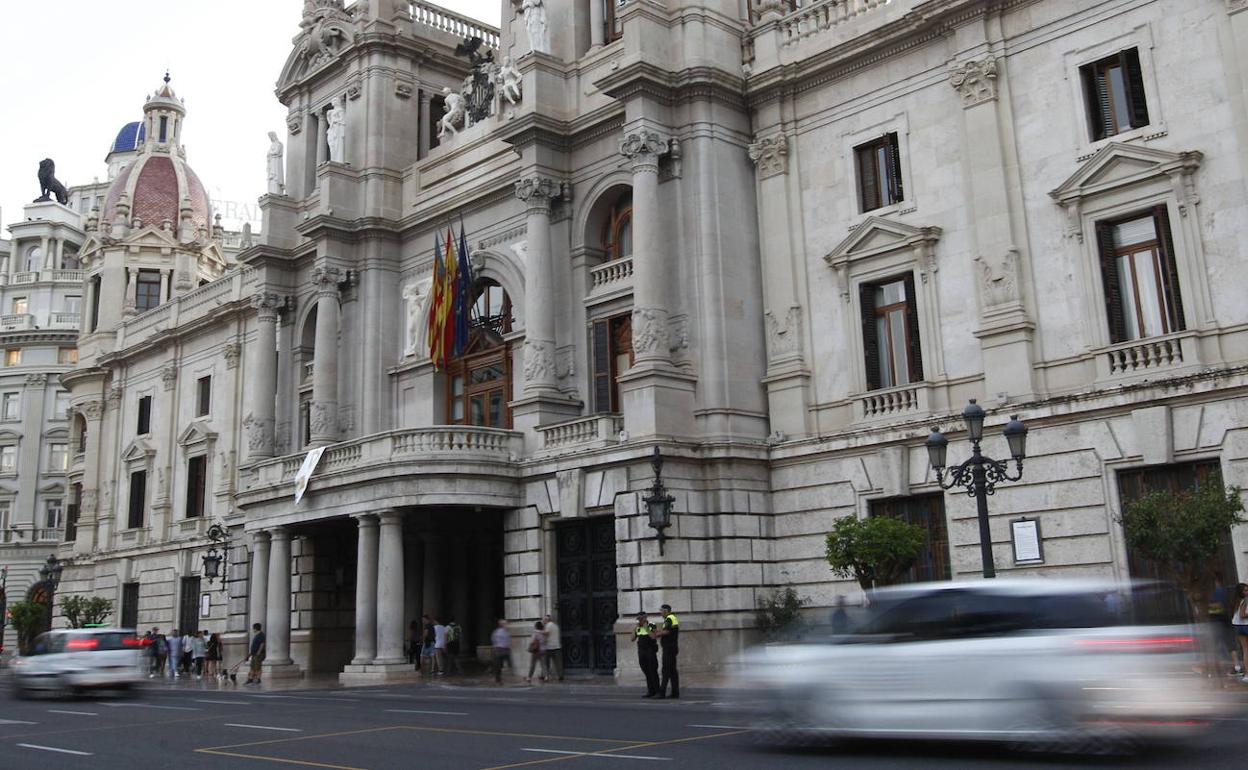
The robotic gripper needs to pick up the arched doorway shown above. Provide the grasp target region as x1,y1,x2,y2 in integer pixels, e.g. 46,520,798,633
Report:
297,307,317,447
25,580,54,638
445,279,514,428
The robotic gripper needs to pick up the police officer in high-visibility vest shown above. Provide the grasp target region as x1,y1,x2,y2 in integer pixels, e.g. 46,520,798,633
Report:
655,603,679,699
633,612,660,698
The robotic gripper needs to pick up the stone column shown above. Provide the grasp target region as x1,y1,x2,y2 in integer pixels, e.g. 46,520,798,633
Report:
352,514,379,665
473,538,496,647
124,267,139,316
374,509,405,664
245,292,282,460
249,531,271,633
619,129,671,367
589,0,605,48
418,90,431,158
309,267,341,447
514,176,562,396
159,269,170,304
264,526,293,667
451,537,470,636
40,237,51,271
73,399,105,555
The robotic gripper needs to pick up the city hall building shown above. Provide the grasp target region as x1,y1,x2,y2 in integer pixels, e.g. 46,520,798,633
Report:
54,0,1248,681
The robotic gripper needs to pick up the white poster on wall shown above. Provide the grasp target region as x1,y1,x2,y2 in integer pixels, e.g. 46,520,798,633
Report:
293,446,327,505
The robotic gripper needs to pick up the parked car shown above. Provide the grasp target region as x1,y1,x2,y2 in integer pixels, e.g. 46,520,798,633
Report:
11,628,146,698
732,580,1226,752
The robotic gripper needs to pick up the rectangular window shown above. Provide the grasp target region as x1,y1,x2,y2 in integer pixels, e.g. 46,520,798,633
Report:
0,446,17,473
1081,48,1149,141
195,375,212,417
58,347,78,365
592,314,633,413
45,499,63,529
11,297,28,315
128,469,147,529
185,455,207,519
66,483,81,542
178,577,201,634
427,94,445,152
0,500,10,532
49,443,68,472
63,295,82,315
137,395,152,435
136,269,162,313
870,494,951,584
860,275,923,390
121,582,140,630
854,132,904,213
1,392,18,420
90,275,102,331
5,349,20,367
54,391,70,420
159,115,168,143
1095,207,1184,343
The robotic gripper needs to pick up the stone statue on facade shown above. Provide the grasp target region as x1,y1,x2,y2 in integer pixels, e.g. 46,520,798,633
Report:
35,159,69,205
496,57,522,106
326,96,347,163
522,0,550,54
267,131,285,195
455,36,496,124
402,276,433,357
438,87,466,140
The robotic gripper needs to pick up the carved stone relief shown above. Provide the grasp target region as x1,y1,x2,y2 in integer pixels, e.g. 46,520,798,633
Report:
632,307,670,356
223,341,241,370
523,339,556,384
948,58,999,108
765,306,802,358
309,401,336,437
161,364,178,391
748,134,789,178
974,248,1021,308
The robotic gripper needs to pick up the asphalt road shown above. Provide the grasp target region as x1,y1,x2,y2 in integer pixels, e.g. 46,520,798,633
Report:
0,677,1245,769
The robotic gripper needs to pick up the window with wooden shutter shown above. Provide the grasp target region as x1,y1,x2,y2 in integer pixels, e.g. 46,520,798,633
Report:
591,313,633,413
128,469,147,529
862,275,921,390
592,319,612,413
1081,48,1150,141
1152,205,1185,333
1099,209,1185,343
185,455,206,519
859,283,881,390
1096,221,1127,343
902,272,924,382
854,133,904,213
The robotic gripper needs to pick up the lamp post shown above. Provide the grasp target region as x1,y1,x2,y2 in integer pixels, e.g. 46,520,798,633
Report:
925,399,1028,579
38,554,64,590
201,523,229,588
643,447,675,555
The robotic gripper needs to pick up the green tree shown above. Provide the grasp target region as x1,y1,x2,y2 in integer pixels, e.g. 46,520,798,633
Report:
60,595,113,628
825,515,927,592
1117,482,1245,617
756,586,810,641
8,601,48,655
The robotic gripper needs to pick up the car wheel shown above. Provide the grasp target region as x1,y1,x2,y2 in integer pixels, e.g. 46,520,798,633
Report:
52,675,75,700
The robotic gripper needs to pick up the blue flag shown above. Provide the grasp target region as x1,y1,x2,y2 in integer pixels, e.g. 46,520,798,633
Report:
453,225,474,356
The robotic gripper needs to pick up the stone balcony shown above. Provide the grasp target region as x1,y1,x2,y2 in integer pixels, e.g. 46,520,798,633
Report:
116,266,255,351
237,425,525,524
0,313,36,331
1095,330,1203,382
49,312,80,330
586,257,634,303
534,413,624,457
747,0,926,76
855,380,933,423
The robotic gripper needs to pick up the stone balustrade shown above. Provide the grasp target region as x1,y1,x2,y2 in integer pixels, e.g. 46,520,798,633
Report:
535,414,624,455
857,382,927,421
1103,333,1189,376
409,0,501,48
776,0,891,45
0,313,36,331
588,257,635,295
115,266,256,351
52,270,84,283
10,272,38,285
50,312,80,329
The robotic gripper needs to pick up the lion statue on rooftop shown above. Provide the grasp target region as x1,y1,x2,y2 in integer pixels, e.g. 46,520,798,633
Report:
35,158,69,205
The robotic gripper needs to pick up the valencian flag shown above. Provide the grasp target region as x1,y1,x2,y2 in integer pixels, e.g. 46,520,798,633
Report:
439,227,459,367
453,223,474,358
427,234,448,369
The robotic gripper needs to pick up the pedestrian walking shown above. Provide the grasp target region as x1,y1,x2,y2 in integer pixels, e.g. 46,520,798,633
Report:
408,620,420,665
180,630,194,675
149,628,167,677
167,628,180,678
191,631,207,678
1232,583,1248,684
491,619,512,685
655,603,680,699
634,612,660,698
525,621,548,683
245,623,266,685
206,633,222,678
419,614,436,676
445,617,463,675
542,614,563,681
433,616,449,675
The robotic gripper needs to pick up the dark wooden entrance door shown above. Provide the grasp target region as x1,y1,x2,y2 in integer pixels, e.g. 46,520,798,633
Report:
555,516,617,674
178,577,201,635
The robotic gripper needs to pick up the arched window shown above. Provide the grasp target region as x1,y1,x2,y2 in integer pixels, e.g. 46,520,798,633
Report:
24,246,42,273
446,279,514,428
600,193,632,261
298,309,317,447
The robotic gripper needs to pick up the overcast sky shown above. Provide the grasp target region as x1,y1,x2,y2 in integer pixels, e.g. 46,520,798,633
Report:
0,0,501,234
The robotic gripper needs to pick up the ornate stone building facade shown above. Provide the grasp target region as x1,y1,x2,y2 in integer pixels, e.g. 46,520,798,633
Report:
55,0,1248,681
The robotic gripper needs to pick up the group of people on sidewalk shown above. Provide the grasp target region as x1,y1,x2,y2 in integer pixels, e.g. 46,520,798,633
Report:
489,615,565,684
140,627,222,679
407,614,466,676
632,604,680,699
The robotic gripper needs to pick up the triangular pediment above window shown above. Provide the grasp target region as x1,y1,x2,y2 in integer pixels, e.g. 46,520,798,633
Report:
1049,143,1202,205
177,421,217,449
824,216,942,268
121,225,180,249
121,437,156,463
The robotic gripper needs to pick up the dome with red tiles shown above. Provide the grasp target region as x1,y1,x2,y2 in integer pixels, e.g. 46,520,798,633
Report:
101,75,212,237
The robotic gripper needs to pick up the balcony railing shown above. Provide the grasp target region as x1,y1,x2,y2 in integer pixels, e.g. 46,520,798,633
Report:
857,381,928,421
588,257,634,295
50,312,81,329
10,271,38,285
535,414,624,455
409,0,501,48
51,270,84,283
0,313,36,331
777,0,891,46
116,266,256,350
1102,333,1191,376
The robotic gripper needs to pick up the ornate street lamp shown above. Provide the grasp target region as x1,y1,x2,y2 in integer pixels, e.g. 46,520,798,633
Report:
926,399,1028,579
643,447,675,555
201,523,229,587
38,554,64,590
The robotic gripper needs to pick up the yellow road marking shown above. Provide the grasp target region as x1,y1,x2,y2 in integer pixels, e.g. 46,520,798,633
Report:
478,729,749,770
195,748,368,770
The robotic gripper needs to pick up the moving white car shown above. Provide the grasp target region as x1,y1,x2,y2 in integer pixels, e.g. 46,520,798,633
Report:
733,580,1227,751
11,628,146,698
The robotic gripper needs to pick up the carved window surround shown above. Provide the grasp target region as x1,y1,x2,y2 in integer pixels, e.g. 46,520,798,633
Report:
1063,24,1167,161
824,216,946,413
841,113,917,225
1049,142,1215,378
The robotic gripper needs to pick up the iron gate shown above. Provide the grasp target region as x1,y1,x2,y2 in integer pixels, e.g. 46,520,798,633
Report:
555,516,617,674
